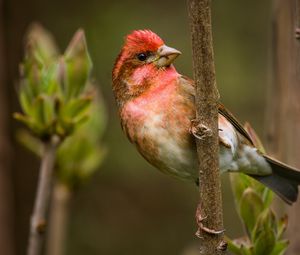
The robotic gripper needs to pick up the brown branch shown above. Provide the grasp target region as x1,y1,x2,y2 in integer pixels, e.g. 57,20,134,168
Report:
27,136,60,255
187,0,226,254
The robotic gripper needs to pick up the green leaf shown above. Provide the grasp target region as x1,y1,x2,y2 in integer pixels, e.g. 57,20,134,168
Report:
22,61,42,97
59,97,92,120
252,209,276,242
31,96,46,125
16,129,43,157
240,245,252,255
226,238,243,255
72,114,89,126
19,86,33,116
39,63,62,96
13,113,33,127
64,29,92,98
262,188,274,209
277,215,288,239
226,236,252,255
253,227,276,255
270,240,289,255
41,95,55,128
56,118,74,137
239,188,264,234
230,173,252,204
25,23,59,64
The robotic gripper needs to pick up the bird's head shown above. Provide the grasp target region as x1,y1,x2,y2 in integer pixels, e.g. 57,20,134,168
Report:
112,30,181,105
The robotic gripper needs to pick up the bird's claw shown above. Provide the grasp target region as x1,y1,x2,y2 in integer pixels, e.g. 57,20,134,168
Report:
196,210,225,238
196,224,225,238
190,120,212,140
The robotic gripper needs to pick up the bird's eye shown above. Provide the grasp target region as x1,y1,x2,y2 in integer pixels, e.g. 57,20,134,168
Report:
137,53,148,61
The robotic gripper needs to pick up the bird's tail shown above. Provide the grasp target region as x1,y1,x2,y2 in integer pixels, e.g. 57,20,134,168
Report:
252,155,300,205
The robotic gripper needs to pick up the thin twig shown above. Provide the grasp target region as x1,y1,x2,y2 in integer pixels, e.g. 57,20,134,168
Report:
187,0,226,254
27,135,60,255
46,182,71,255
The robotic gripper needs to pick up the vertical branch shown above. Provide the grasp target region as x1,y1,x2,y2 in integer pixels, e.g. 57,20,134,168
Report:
266,0,300,254
187,0,225,254
27,136,60,255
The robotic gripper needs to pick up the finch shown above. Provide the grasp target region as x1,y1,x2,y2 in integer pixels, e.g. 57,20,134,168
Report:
112,30,300,204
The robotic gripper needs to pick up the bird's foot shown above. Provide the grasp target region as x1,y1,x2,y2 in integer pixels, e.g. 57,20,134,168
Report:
196,221,225,237
190,119,212,140
195,207,225,238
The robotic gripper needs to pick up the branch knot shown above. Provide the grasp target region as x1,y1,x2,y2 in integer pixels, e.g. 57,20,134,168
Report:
32,217,47,234
190,119,213,140
217,240,228,252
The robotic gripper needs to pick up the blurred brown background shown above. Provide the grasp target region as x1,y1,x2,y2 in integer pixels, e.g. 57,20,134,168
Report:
1,0,272,254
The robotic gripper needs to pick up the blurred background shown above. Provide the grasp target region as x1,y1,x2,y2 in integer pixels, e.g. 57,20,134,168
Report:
1,0,273,254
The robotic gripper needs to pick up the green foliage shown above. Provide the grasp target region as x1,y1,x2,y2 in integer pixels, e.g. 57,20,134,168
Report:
15,24,106,188
14,23,93,140
227,124,288,255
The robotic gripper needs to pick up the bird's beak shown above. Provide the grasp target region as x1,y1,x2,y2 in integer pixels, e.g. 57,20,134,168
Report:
155,45,181,67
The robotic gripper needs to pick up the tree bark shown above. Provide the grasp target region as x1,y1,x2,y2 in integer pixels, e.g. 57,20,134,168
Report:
266,0,300,254
0,0,16,254
187,0,225,254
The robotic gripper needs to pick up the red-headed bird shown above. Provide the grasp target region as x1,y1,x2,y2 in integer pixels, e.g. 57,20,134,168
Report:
112,30,300,204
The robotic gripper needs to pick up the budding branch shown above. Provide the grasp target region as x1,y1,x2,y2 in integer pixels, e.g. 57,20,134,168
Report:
27,136,60,255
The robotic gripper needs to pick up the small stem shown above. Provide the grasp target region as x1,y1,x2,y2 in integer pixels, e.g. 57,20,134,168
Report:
47,182,72,255
27,136,60,255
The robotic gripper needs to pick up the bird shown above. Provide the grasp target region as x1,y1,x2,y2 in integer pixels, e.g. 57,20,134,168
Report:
112,29,300,204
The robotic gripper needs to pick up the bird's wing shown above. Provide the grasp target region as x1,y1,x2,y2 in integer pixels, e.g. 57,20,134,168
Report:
218,103,254,146
179,75,254,146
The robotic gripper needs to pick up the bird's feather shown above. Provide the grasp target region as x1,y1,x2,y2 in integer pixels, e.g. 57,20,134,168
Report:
218,104,254,146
